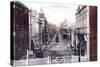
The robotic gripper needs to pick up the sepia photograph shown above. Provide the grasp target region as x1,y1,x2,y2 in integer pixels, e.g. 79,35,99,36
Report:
10,0,97,66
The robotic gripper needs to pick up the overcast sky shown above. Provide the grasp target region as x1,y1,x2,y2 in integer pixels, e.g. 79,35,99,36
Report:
17,0,78,26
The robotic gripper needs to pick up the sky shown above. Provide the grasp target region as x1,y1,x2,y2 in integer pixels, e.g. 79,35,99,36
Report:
18,0,78,27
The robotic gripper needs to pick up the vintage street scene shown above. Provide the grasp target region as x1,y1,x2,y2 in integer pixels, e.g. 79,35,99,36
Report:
11,0,97,66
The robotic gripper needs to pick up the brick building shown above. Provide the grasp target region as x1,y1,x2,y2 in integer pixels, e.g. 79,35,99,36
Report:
11,1,29,62
75,5,97,61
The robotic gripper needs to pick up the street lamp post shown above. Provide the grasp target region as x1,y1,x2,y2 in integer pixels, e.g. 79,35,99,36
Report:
78,41,81,62
76,28,81,62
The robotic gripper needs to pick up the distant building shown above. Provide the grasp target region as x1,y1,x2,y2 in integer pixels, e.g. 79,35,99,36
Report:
59,18,72,42
75,5,97,61
11,1,29,61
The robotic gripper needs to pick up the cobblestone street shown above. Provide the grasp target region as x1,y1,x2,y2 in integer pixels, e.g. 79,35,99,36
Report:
44,30,72,57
